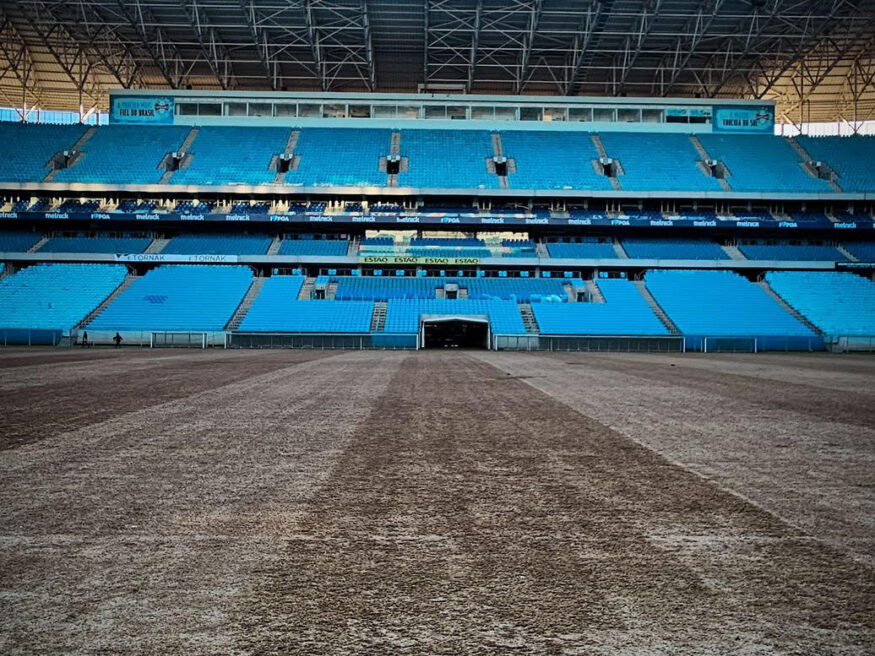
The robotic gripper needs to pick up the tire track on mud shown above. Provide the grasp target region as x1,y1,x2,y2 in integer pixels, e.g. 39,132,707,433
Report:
234,352,874,654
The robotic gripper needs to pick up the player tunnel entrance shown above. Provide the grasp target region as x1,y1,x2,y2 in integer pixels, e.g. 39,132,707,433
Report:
420,315,490,350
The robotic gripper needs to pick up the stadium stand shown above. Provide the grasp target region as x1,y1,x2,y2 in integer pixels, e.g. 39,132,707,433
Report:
398,130,498,188
170,126,290,185
278,238,349,256
501,131,613,191
333,275,566,302
644,270,816,343
240,277,373,332
0,231,42,252
38,235,152,254
697,134,832,193
620,238,729,260
0,123,87,182
0,263,127,330
532,278,668,335
598,132,722,191
89,265,252,331
843,242,875,261
54,126,189,184
163,234,272,255
384,299,525,334
546,239,617,259
766,271,875,337
285,128,390,186
738,240,847,261
796,135,875,192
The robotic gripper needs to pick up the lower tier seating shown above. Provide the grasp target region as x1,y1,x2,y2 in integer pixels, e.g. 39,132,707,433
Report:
645,270,815,337
241,280,373,332
278,239,348,256
89,265,252,331
0,263,127,330
766,271,875,337
532,279,667,335
843,242,875,261
546,240,617,259
384,299,525,334
333,275,567,302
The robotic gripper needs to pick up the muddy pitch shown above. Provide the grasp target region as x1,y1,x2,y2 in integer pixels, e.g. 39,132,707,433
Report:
0,349,872,654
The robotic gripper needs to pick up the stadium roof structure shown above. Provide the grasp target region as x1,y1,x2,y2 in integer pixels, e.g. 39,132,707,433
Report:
0,0,873,127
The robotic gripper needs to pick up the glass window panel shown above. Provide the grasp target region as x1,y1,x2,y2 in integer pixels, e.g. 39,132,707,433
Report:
398,105,420,119
494,106,515,121
544,107,567,121
447,105,467,119
249,103,272,117
471,106,494,120
177,103,199,116
226,102,247,116
642,108,662,123
298,103,320,117
520,107,542,121
569,107,592,122
198,103,221,116
618,108,640,122
425,105,446,119
593,107,615,122
349,104,371,118
274,103,297,117
323,103,346,118
373,105,396,118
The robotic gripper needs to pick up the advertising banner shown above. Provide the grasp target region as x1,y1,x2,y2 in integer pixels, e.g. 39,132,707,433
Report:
110,96,175,124
713,105,775,133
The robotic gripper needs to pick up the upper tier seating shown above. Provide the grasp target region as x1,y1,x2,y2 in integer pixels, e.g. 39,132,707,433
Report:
766,271,875,337
501,239,537,257
286,128,390,186
843,242,875,261
796,135,875,192
645,270,815,337
278,239,348,256
546,240,617,259
89,265,252,331
621,238,729,260
532,278,668,335
0,123,87,182
171,126,291,185
697,134,832,193
164,234,271,255
397,130,498,189
0,263,127,330
0,231,41,252
738,241,847,261
241,277,373,332
598,132,721,192
384,299,525,334
38,235,152,254
501,131,614,191
54,126,189,184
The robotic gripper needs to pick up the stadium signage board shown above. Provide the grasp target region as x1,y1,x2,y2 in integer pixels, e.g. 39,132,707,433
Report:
360,256,481,265
713,105,775,133
1,211,869,232
114,254,238,263
110,96,175,124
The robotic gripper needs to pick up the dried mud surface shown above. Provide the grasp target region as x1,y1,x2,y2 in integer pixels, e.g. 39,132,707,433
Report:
0,349,872,654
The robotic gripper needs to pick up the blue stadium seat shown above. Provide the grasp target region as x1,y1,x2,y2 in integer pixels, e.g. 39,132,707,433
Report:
697,134,832,193
738,241,847,261
54,126,189,184
598,132,721,192
0,263,127,330
384,299,525,334
501,131,613,191
285,128,390,186
621,239,728,260
278,239,349,256
397,130,498,189
766,271,875,337
645,270,815,337
796,135,875,192
89,265,252,331
38,235,152,254
546,240,617,259
164,234,271,255
171,126,291,185
0,231,41,252
0,123,87,182
531,279,667,335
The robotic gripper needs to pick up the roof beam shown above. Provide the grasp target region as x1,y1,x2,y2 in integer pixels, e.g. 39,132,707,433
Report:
304,0,326,90
615,0,664,94
115,0,189,89
515,0,543,94
466,0,484,93
0,12,45,112
361,0,376,91
240,0,279,90
658,0,726,96
179,0,236,90
565,1,603,95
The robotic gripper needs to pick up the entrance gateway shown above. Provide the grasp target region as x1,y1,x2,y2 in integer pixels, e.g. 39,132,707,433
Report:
420,315,490,350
